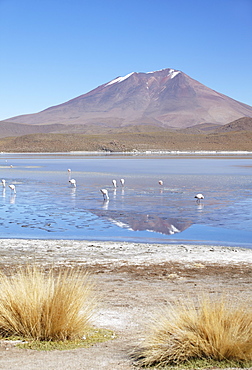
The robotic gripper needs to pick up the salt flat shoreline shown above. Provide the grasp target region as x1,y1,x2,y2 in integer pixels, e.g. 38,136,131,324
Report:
0,239,251,268
2,150,252,155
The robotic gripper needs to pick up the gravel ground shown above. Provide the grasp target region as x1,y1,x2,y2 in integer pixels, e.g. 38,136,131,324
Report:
0,239,251,370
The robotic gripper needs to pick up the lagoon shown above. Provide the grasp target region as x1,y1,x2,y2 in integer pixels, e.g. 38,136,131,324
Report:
0,152,252,248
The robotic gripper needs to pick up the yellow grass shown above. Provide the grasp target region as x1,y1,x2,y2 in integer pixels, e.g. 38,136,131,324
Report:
0,266,96,341
134,294,252,367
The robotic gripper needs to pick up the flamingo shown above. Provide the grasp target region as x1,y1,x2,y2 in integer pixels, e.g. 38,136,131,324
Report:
1,179,6,187
9,184,16,193
120,178,125,187
158,180,164,186
112,179,117,188
195,193,204,203
69,179,76,187
100,188,109,201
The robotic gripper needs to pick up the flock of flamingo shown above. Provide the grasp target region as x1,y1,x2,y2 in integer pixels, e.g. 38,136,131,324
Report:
1,167,204,204
101,178,125,201
1,179,16,194
67,168,204,203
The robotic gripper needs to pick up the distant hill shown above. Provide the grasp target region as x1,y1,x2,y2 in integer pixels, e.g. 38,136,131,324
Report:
0,120,168,139
3,68,252,131
0,121,68,138
213,117,252,133
178,117,252,134
178,123,220,134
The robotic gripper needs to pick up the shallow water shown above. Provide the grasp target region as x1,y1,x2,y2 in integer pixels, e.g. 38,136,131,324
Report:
0,152,252,248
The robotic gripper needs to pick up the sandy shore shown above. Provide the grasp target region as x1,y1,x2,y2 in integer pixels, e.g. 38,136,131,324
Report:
0,239,251,370
0,239,251,268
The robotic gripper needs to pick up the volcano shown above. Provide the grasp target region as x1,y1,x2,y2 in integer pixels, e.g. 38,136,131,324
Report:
4,68,252,130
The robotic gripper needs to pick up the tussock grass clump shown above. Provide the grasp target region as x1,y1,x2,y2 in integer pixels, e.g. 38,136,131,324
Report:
0,266,95,341
134,295,252,367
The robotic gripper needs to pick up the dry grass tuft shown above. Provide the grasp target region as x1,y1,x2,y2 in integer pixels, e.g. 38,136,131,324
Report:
134,294,252,367
0,266,96,341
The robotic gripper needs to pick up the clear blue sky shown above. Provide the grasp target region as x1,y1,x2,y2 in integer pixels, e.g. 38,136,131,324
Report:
0,0,251,121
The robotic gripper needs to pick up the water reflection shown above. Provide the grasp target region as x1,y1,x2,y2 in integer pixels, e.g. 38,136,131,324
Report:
70,188,76,197
91,210,192,235
10,194,16,204
102,200,109,210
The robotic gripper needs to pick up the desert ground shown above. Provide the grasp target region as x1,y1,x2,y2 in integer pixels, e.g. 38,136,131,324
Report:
0,129,252,152
0,239,251,370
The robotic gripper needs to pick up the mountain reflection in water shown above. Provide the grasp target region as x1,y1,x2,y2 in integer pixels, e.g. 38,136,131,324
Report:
90,209,192,235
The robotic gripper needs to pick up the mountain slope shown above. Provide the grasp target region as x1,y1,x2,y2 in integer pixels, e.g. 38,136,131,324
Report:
4,68,252,129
